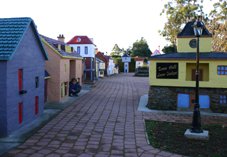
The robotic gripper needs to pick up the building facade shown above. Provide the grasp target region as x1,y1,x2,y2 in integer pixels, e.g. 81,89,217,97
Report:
67,36,96,82
148,20,227,113
107,57,116,75
41,35,83,102
95,52,106,78
0,18,48,137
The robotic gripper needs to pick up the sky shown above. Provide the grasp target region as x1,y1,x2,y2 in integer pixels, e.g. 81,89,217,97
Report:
0,0,215,53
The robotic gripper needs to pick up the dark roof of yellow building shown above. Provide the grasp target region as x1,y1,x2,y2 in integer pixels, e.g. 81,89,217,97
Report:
177,21,212,37
150,52,227,60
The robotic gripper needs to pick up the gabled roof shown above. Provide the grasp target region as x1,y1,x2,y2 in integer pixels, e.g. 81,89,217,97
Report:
41,35,82,59
177,21,212,37
122,53,130,57
96,57,105,63
67,36,94,45
96,52,108,63
150,52,227,60
0,17,48,60
104,55,110,61
151,49,161,56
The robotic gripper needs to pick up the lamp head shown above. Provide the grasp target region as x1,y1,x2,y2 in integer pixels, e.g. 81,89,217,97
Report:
192,18,204,37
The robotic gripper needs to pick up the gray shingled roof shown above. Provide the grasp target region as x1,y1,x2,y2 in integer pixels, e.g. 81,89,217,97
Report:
41,35,82,58
0,17,48,60
122,53,130,57
177,21,212,37
150,52,227,60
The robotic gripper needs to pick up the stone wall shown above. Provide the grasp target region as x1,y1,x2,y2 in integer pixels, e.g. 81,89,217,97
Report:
147,86,227,113
148,86,177,110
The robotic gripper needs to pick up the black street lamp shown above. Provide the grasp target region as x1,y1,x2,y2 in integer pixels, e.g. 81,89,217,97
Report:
191,18,204,133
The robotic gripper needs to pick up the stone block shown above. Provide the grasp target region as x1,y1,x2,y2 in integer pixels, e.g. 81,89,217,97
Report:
184,129,209,140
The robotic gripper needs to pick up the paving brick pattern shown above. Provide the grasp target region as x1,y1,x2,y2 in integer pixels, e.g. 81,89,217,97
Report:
2,73,227,157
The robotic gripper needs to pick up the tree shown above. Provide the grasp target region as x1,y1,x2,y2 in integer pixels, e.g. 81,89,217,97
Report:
110,44,123,56
162,44,177,54
160,0,205,45
207,0,227,52
131,37,151,57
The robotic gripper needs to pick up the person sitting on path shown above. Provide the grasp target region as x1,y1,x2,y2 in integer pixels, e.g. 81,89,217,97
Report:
69,78,81,97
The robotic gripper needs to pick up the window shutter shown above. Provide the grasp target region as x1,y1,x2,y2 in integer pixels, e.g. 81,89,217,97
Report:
18,102,23,124
35,96,39,115
18,69,23,91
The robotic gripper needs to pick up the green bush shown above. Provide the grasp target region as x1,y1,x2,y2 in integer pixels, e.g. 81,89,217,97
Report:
129,58,135,72
210,105,227,113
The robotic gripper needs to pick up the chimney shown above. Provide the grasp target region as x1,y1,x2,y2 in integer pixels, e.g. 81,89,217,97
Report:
95,48,99,54
57,34,65,42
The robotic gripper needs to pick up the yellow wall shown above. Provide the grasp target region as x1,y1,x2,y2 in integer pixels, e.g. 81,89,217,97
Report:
149,60,227,88
177,37,212,53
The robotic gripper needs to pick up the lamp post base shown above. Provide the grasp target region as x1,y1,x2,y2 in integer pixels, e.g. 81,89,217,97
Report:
184,129,209,140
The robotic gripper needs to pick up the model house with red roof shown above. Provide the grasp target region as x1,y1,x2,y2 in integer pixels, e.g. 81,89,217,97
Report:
96,51,117,76
134,56,147,69
67,36,96,82
95,57,105,78
96,51,108,75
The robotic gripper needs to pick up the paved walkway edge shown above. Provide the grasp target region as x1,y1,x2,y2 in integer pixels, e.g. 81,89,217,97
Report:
0,88,91,156
138,94,227,117
0,109,60,155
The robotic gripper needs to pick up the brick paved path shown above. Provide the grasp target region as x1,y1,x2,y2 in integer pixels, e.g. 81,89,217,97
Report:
4,73,227,157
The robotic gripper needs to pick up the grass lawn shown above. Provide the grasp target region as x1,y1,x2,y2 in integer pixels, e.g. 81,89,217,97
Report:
145,120,227,157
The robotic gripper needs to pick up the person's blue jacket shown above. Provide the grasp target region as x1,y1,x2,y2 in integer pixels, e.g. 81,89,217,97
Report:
69,82,81,94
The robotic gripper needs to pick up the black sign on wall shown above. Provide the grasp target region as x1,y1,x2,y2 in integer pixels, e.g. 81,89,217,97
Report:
156,63,178,79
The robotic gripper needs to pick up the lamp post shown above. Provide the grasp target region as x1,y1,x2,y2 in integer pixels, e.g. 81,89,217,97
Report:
191,18,204,133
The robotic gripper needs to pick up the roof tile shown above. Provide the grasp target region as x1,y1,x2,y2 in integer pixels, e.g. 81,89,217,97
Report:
0,17,48,60
67,36,94,45
41,35,82,58
177,21,212,37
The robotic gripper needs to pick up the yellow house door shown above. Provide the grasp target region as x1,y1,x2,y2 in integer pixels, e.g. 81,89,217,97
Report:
61,83,65,98
61,82,68,97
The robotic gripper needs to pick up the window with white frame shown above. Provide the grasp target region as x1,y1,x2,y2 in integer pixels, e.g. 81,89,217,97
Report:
85,46,88,54
217,66,227,75
220,95,227,105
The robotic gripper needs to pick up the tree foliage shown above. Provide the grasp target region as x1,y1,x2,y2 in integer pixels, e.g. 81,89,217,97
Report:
160,0,205,45
160,0,227,52
162,44,177,54
207,0,227,52
110,44,123,56
131,37,151,57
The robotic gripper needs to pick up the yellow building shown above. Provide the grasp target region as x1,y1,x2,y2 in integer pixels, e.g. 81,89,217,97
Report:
148,20,227,113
